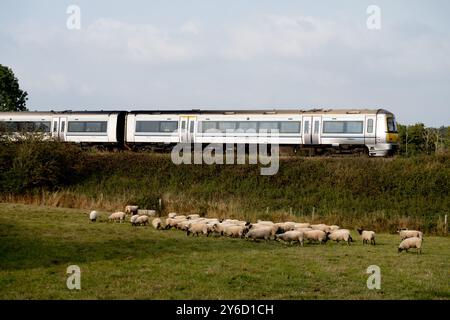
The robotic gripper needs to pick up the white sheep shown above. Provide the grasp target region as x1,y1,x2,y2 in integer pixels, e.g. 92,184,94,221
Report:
293,223,310,229
328,229,353,245
276,231,304,246
304,230,328,244
311,224,332,233
165,217,186,229
275,222,296,233
187,214,200,219
130,214,139,226
398,237,422,254
357,228,376,245
222,225,249,238
329,225,340,232
108,211,126,223
125,205,139,215
138,209,156,216
135,215,149,226
152,218,162,230
398,229,423,240
89,210,98,222
187,223,210,237
245,226,273,241
168,212,177,218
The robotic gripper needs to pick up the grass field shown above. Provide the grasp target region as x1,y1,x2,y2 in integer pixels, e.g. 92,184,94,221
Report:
0,203,449,300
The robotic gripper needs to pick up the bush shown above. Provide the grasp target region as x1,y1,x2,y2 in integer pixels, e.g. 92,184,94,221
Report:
0,139,85,193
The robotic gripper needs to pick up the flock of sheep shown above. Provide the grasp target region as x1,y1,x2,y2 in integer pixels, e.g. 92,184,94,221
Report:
88,206,424,254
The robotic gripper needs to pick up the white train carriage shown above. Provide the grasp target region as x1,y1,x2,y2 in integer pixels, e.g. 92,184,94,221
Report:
0,112,53,139
124,109,398,156
0,111,125,146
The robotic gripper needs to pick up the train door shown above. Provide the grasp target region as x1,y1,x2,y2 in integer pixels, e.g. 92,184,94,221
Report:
303,116,312,144
365,115,376,146
312,116,321,144
58,117,67,141
180,116,196,143
52,117,59,139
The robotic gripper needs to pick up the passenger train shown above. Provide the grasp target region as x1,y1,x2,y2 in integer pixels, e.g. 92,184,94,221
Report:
0,108,399,156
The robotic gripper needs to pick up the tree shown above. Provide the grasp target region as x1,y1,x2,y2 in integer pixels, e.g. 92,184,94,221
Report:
0,64,28,111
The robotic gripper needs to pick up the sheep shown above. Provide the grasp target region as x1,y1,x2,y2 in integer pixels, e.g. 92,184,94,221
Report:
89,210,98,222
256,220,274,226
294,227,313,233
222,225,249,238
125,205,139,215
130,214,139,226
357,228,376,245
168,212,177,218
276,231,304,246
245,226,273,241
304,230,328,244
327,229,353,245
138,209,156,217
329,225,340,232
165,217,187,229
398,237,422,254
311,224,332,233
275,222,296,233
187,223,210,237
187,214,200,220
109,211,126,223
152,218,162,230
293,223,310,229
135,215,149,226
398,229,423,240
250,223,280,237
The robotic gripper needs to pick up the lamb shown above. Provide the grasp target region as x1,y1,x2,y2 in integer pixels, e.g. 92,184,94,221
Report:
125,205,139,215
276,231,304,246
304,230,328,244
327,229,353,245
135,215,149,226
398,237,422,254
89,210,98,222
152,218,162,230
108,211,126,223
245,226,273,241
398,229,423,240
357,228,376,245
187,223,210,237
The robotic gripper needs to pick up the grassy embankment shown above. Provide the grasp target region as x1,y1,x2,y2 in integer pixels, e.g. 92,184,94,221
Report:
2,149,448,234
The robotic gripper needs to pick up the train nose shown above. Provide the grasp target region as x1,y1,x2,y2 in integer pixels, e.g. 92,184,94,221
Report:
386,133,399,143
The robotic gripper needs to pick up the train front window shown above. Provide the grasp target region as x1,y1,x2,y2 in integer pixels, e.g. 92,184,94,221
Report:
387,117,397,133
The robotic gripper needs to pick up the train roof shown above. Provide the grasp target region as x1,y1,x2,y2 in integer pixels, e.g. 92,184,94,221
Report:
0,108,394,115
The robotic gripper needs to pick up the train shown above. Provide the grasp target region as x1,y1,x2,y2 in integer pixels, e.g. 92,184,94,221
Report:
0,108,399,156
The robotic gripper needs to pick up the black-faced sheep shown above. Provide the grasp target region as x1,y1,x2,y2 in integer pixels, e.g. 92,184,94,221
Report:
357,228,376,245
398,237,422,254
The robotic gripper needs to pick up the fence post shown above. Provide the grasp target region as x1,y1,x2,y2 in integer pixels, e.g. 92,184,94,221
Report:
312,206,315,222
445,214,448,235
289,207,292,215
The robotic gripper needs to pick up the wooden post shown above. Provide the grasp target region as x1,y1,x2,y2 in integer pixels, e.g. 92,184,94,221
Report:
445,214,448,235
312,206,315,222
289,207,292,215
158,198,162,211
266,207,269,215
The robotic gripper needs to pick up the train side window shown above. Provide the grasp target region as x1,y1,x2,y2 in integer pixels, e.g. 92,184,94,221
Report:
314,121,319,134
304,121,310,134
53,121,57,132
367,119,374,133
189,121,195,133
61,121,65,132
280,121,300,133
181,121,186,130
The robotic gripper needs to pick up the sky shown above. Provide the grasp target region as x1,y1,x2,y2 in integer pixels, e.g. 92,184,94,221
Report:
0,0,449,126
